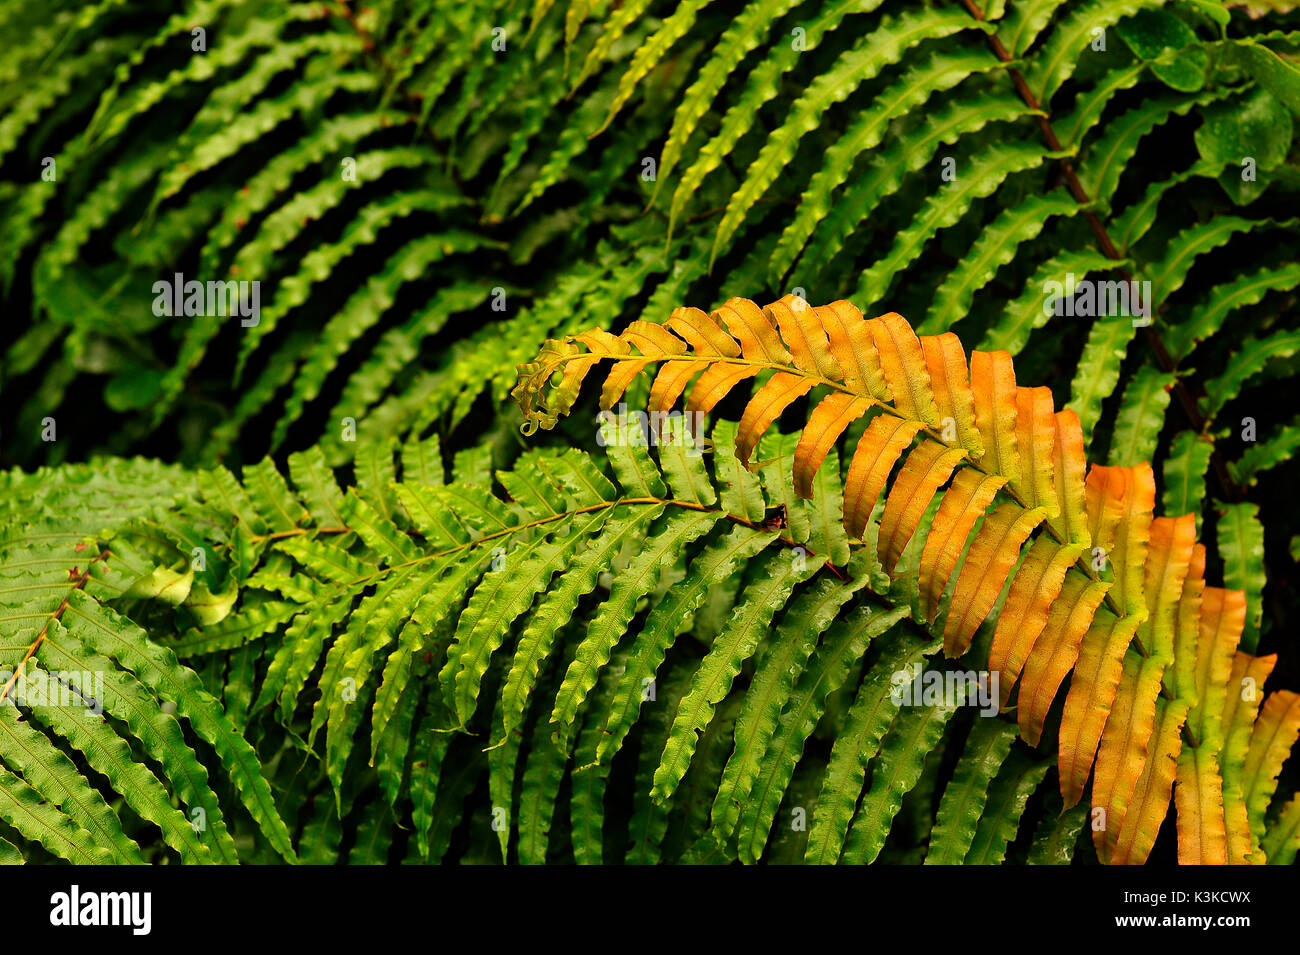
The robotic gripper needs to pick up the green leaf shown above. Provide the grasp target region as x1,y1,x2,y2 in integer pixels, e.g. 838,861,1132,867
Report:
1025,0,1153,106
1231,417,1300,486
964,750,1051,863
1108,364,1175,467
569,649,633,865
1222,41,1300,117
923,191,1081,338
735,604,909,863
667,0,875,238
1261,793,1300,866
1110,159,1224,253
1116,7,1205,92
771,47,1005,282
980,250,1118,355
0,701,142,864
516,719,567,865
1057,61,1147,149
925,719,1018,864
1201,329,1300,420
288,450,347,532
23,656,215,863
1162,430,1214,526
710,420,767,521
997,0,1070,58
61,592,296,862
710,570,871,844
1216,501,1266,652
1195,87,1293,203
655,0,801,194
1080,89,1227,206
842,668,960,864
0,836,22,864
657,416,715,506
0,764,112,864
652,550,814,802
1148,216,1294,308
270,234,498,450
595,0,717,137
37,618,241,863
501,507,663,739
443,512,607,727
792,91,1033,284
803,627,937,864
550,510,720,749
856,142,1052,312
1066,315,1141,445
1166,263,1300,361
1027,792,1088,864
243,458,307,534
596,526,778,765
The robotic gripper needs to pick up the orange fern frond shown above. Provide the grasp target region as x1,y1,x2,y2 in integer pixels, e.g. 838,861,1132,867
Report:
513,296,1296,865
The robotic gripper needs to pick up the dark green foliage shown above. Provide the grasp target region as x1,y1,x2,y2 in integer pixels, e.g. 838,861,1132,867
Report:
1,0,1298,864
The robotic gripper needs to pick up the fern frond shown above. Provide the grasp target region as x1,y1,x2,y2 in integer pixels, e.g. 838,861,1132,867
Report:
515,294,1300,863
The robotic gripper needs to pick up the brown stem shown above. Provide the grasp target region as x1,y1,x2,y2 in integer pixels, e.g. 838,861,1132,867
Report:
239,498,847,577
959,0,1243,503
330,1,425,102
0,550,108,704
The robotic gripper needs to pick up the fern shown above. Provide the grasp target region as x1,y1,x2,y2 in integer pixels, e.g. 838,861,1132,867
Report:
1,0,1298,866
7,1,1298,496
0,460,293,862
2,296,1296,862
513,295,1300,862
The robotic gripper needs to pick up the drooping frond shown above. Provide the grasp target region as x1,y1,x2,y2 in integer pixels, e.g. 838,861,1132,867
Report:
515,295,1300,863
